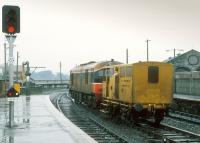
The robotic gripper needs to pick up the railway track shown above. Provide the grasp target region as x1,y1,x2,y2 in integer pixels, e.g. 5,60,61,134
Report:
160,123,200,143
134,119,200,143
51,93,129,143
50,92,200,143
168,110,200,125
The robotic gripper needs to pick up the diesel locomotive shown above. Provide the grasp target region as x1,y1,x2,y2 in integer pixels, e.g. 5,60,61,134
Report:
69,60,173,124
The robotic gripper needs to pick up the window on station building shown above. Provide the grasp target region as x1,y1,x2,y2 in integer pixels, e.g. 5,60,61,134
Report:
148,66,159,83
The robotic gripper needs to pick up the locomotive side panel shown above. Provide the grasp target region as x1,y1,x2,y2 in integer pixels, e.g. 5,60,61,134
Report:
159,65,173,101
80,70,92,94
70,71,91,94
70,72,79,92
133,62,173,106
118,66,133,104
103,65,133,104
108,74,115,100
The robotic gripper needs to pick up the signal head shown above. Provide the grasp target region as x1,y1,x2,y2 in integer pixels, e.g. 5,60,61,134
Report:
2,5,20,34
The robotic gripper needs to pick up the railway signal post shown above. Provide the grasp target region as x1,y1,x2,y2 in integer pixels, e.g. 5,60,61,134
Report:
6,35,16,88
2,5,20,128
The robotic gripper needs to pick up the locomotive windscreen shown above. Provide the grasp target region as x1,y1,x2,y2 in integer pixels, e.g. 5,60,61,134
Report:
148,66,159,83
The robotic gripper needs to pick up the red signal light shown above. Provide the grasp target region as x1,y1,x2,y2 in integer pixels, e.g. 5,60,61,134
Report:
7,92,13,97
2,5,20,34
8,25,15,33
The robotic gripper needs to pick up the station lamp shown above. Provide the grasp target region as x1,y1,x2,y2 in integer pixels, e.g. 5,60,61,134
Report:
2,5,20,34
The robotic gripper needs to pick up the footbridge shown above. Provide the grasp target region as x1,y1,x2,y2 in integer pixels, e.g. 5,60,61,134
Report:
31,80,70,88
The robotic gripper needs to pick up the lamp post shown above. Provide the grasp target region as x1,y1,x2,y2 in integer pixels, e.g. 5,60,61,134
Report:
126,48,128,64
166,48,183,94
166,48,183,64
146,39,151,61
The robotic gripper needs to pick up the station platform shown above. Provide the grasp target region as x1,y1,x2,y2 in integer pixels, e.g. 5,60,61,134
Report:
174,93,200,101
0,94,97,143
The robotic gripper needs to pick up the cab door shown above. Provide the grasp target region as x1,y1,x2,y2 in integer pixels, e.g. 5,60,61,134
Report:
114,74,119,99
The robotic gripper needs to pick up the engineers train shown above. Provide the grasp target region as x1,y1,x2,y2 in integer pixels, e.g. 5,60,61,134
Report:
69,60,173,124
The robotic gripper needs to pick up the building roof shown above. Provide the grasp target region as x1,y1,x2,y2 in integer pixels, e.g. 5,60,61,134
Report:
165,49,200,63
165,49,200,72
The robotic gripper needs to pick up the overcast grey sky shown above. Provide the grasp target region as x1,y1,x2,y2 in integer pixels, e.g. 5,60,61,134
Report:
1,0,200,73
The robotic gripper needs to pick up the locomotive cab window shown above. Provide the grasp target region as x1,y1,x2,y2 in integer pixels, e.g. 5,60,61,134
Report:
109,68,114,76
148,66,159,83
94,69,105,82
120,66,132,77
126,66,132,76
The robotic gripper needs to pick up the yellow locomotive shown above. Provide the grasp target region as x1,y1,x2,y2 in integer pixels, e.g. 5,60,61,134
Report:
101,62,173,124
69,60,173,124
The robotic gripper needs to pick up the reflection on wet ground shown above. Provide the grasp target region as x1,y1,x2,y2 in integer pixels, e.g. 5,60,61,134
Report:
0,92,95,143
0,95,31,143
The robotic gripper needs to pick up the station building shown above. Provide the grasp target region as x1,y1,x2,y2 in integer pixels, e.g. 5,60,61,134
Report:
165,49,200,96
166,49,200,72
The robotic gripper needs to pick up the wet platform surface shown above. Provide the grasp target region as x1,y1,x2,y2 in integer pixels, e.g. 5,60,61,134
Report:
174,94,200,101
0,94,96,143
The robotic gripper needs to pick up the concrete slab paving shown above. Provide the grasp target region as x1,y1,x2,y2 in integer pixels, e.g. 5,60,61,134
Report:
174,93,200,101
0,95,97,143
